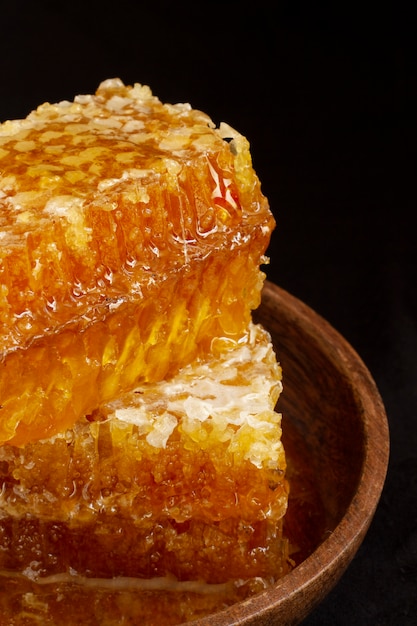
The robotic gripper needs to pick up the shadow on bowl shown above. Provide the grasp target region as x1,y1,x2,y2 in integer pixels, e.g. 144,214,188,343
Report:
190,281,389,625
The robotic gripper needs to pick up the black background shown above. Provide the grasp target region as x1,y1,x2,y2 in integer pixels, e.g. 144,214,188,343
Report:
1,2,416,624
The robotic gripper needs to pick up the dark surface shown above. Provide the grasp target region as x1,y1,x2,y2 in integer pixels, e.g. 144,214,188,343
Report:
1,3,416,624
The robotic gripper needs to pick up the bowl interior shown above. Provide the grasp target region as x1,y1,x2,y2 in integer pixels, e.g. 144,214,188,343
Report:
191,281,389,625
269,286,366,543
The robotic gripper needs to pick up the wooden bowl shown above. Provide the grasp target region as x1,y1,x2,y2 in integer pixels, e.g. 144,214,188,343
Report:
190,281,390,625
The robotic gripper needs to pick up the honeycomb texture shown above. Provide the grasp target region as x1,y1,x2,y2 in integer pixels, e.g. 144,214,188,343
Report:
0,324,290,624
0,78,275,445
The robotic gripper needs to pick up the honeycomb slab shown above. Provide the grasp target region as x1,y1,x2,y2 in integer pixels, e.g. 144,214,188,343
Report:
0,324,290,624
0,79,274,445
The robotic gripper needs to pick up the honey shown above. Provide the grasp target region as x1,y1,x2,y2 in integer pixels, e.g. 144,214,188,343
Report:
0,324,290,624
0,79,274,445
0,81,289,624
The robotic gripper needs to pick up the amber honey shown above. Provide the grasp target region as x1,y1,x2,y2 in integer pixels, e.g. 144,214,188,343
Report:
0,420,325,626
0,81,289,624
0,79,274,445
0,324,292,624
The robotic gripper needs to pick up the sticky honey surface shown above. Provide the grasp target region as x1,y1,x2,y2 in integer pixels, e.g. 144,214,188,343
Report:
0,79,274,444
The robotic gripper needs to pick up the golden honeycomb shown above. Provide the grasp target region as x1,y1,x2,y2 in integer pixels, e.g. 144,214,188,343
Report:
0,78,274,445
0,79,288,624
0,323,290,624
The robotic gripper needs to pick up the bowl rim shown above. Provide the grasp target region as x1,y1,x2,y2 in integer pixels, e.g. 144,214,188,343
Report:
189,281,390,625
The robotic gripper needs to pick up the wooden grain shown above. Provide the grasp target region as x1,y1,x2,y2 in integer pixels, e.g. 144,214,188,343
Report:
189,281,389,625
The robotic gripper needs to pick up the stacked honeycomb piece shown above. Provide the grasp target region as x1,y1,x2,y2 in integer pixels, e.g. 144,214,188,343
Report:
0,79,289,624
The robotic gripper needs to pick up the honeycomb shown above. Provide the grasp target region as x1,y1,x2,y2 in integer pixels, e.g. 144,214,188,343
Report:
0,80,288,624
0,78,274,445
0,324,290,624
